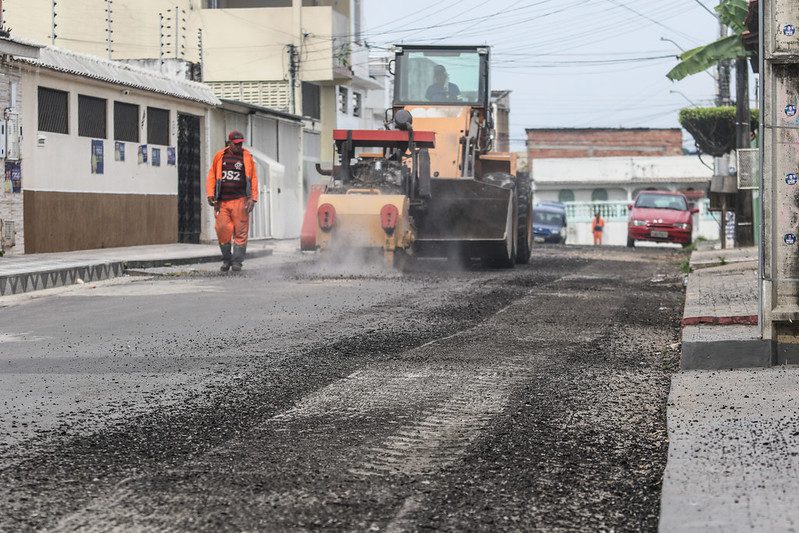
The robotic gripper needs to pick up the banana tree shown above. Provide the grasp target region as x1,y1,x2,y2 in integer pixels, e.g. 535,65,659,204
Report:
666,0,749,81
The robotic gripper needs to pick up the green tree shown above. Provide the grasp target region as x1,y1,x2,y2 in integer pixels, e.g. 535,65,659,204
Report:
666,0,749,81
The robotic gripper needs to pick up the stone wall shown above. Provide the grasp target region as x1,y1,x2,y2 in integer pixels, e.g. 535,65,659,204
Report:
0,62,22,255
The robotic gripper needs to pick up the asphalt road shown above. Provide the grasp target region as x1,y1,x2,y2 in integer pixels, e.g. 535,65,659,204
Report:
0,244,685,532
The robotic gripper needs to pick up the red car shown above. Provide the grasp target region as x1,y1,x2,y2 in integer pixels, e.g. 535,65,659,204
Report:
627,191,699,248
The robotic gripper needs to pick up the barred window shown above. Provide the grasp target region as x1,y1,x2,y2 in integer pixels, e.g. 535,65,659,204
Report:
147,107,170,145
78,95,107,138
114,102,139,142
338,87,348,114
352,91,362,117
302,82,320,120
38,87,69,134
591,188,608,202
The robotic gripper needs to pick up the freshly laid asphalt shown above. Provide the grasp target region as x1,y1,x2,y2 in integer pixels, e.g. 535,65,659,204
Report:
0,244,685,531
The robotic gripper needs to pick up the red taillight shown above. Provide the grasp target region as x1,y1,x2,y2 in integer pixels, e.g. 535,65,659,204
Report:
380,204,400,234
317,203,336,231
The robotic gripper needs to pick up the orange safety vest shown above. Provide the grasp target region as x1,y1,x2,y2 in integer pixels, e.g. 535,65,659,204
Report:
205,147,258,201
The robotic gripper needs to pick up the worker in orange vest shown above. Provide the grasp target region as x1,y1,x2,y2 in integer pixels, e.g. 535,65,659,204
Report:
592,211,605,245
206,131,258,271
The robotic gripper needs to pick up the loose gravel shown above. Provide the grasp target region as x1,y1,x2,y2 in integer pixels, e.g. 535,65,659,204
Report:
0,245,684,532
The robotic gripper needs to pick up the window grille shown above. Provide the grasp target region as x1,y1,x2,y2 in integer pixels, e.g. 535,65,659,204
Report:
591,188,608,202
302,82,321,119
352,91,362,117
78,95,107,138
38,87,68,134
338,87,348,114
147,107,170,146
114,102,140,143
558,189,575,203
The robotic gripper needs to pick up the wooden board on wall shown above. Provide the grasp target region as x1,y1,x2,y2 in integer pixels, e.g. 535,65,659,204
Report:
24,190,178,253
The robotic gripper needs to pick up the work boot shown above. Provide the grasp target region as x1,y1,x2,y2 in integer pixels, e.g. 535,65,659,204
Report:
220,243,232,272
231,243,246,272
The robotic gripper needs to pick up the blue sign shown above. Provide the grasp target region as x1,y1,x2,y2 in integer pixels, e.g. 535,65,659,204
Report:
785,233,797,245
787,173,799,185
786,104,797,117
785,24,796,36
91,139,104,174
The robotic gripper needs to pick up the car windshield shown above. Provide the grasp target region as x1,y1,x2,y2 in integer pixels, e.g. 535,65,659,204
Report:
533,210,565,226
396,50,482,104
635,193,687,211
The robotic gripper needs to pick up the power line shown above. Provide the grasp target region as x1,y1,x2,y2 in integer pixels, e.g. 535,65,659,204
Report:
688,0,718,18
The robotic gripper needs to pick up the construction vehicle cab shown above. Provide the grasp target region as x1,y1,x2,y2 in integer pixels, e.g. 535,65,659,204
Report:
301,44,532,268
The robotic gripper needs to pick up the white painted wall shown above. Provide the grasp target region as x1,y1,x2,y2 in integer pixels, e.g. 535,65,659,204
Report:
21,68,210,195
533,155,713,184
564,218,721,247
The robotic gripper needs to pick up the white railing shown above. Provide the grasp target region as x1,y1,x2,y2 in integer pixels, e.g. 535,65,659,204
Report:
559,199,713,222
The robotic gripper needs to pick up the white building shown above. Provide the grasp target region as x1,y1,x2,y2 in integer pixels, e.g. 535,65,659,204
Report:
532,155,719,246
0,39,220,254
532,155,713,204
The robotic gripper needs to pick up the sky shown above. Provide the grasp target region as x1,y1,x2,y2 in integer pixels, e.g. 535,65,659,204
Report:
362,0,742,153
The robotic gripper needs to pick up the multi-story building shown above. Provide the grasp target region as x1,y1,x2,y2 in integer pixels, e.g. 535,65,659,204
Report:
3,0,385,166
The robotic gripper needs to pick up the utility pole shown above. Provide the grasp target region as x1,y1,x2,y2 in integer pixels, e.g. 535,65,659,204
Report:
716,19,732,106
105,0,114,60
734,56,753,246
50,0,57,45
197,29,204,82
287,44,299,115
159,13,166,73
716,17,732,248
291,0,302,116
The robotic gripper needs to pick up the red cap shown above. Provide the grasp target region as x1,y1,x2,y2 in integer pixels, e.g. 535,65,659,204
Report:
228,130,245,144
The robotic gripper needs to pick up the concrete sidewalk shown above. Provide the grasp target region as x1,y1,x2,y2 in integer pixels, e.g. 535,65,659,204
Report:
660,246,799,531
659,367,799,532
0,241,274,297
680,247,770,370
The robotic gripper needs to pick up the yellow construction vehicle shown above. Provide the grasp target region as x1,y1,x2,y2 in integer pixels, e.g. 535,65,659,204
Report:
301,44,532,268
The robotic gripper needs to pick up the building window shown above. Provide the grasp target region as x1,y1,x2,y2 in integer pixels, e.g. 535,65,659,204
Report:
38,87,69,134
114,102,140,143
338,86,348,114
78,95,107,138
591,188,608,202
352,91,362,117
558,189,574,203
147,107,170,145
302,82,321,120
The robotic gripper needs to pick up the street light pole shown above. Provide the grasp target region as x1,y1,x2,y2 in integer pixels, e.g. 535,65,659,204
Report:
670,89,699,107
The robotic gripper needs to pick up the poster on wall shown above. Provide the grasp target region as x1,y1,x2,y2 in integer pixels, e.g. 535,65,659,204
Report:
115,141,125,162
91,139,104,174
152,147,161,167
138,144,148,164
167,147,176,166
4,160,21,193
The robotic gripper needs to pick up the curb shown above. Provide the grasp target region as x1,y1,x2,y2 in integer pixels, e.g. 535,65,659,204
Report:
0,248,274,297
681,314,758,326
123,248,273,269
0,261,126,297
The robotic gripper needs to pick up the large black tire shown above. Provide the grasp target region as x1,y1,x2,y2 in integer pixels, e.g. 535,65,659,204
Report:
480,172,517,269
515,173,532,264
627,236,635,248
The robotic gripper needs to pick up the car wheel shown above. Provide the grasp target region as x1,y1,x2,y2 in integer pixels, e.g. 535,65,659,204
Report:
627,236,635,248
